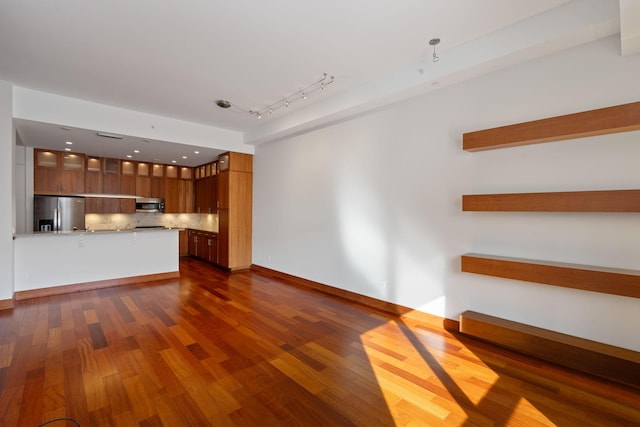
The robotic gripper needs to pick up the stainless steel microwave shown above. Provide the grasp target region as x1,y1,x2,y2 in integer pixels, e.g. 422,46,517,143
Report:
135,198,165,213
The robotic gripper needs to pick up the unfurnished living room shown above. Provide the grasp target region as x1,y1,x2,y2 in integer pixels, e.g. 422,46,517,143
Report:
1,1,639,426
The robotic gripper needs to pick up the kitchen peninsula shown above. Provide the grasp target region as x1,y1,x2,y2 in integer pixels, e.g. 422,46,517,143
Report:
13,227,179,299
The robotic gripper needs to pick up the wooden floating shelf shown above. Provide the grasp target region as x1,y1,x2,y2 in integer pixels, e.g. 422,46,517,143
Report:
462,189,640,212
461,253,640,299
463,101,640,151
459,311,640,389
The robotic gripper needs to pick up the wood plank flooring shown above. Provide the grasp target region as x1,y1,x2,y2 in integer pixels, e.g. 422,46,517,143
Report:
1,257,639,426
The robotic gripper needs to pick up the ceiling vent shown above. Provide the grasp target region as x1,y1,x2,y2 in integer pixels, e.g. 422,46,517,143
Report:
96,132,123,139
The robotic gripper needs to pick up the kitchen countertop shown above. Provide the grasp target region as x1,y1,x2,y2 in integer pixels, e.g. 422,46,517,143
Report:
186,228,218,234
14,227,181,238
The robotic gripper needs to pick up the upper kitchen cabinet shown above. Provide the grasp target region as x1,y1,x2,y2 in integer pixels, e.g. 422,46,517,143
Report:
194,161,217,214
165,165,179,213
217,151,252,173
180,167,193,180
34,149,85,195
165,165,178,179
120,160,136,213
195,161,216,180
85,156,103,213
135,162,151,198
151,163,165,198
165,165,194,213
101,158,122,213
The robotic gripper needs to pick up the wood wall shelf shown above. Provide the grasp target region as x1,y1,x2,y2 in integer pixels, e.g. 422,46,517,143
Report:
461,253,640,299
459,311,640,389
463,101,640,151
462,189,640,212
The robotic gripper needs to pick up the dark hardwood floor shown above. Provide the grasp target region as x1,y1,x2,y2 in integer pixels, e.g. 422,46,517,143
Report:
1,257,639,426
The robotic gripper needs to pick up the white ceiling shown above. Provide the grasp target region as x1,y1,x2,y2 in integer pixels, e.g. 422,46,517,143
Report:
1,0,637,166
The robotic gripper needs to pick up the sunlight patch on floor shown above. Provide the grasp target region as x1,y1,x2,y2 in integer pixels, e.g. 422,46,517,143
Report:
355,315,564,425
359,320,453,422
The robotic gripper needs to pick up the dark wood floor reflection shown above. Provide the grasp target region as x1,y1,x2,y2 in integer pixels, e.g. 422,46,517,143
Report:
1,257,639,426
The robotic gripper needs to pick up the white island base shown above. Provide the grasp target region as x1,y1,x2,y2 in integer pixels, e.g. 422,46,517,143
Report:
14,228,179,300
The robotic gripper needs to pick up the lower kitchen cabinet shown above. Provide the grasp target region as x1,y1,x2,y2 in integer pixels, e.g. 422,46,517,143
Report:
188,229,218,264
179,230,189,256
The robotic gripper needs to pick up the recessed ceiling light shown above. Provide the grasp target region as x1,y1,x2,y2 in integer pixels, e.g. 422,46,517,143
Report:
133,149,140,153
182,156,187,159
194,151,200,154
64,148,72,151
65,141,73,145
126,155,132,158
171,160,177,163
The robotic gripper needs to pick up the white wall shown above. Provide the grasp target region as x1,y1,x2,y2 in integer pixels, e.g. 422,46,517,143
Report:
0,81,14,300
253,36,640,351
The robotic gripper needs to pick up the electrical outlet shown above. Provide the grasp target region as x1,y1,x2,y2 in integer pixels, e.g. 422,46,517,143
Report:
78,234,84,248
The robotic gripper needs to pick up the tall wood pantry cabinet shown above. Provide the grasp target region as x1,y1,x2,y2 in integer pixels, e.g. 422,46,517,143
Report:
216,152,253,271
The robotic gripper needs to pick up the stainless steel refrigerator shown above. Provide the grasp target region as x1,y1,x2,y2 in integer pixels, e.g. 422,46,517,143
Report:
34,195,85,232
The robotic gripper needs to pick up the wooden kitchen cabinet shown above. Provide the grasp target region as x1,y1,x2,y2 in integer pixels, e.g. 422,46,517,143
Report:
34,149,85,195
194,179,205,213
191,151,253,271
179,230,189,256
165,165,178,179
135,162,151,198
85,156,103,213
151,164,165,198
85,157,133,213
216,172,228,209
35,150,197,214
179,178,195,213
180,167,193,180
164,177,180,213
188,229,198,257
188,229,218,263
195,175,217,214
165,166,179,212
197,231,209,260
216,152,253,271
194,161,218,214
166,166,194,213
206,232,218,264
120,160,136,213
102,158,121,213
217,151,251,174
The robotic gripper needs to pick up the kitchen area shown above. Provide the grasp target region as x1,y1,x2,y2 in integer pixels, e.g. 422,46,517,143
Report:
13,134,252,300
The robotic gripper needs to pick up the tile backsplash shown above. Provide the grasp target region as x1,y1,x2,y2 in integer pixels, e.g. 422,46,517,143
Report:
85,213,218,232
